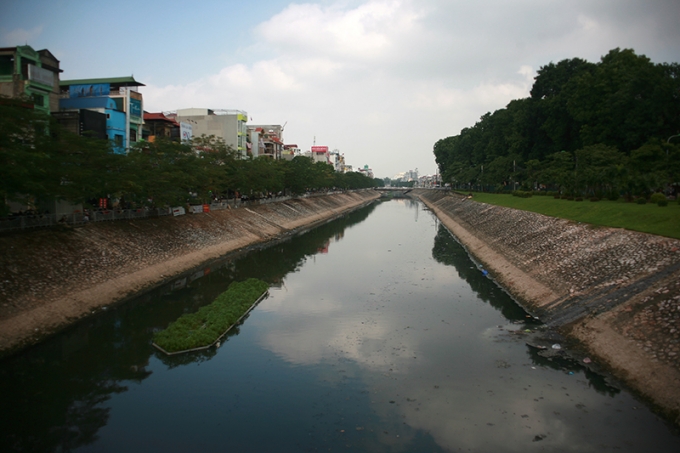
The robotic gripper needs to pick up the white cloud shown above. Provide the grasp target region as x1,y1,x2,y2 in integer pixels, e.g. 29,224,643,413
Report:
141,0,680,177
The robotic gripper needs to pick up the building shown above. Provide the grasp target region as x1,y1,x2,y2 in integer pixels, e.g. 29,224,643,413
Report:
172,108,248,158
247,124,285,159
142,112,180,142
0,45,62,114
329,149,347,173
359,164,374,179
282,144,299,161
52,109,108,140
309,146,330,164
59,76,146,153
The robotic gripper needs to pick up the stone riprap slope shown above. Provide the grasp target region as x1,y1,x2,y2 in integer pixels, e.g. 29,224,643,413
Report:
415,189,680,424
0,191,379,354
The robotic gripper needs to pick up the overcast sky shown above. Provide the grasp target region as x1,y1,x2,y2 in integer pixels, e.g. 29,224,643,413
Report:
2,0,679,178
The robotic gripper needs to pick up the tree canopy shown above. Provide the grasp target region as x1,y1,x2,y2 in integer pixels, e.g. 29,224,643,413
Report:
434,48,680,197
0,100,378,214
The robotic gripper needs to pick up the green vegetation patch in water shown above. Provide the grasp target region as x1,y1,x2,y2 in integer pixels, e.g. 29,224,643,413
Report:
153,278,269,354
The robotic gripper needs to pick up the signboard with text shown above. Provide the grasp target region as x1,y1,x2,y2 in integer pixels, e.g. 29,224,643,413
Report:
129,98,142,118
180,122,193,142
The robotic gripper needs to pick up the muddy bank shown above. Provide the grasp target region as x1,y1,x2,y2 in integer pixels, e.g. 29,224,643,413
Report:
0,191,380,356
414,189,680,425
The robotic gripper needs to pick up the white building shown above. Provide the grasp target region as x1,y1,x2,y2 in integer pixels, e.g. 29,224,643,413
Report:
173,108,248,158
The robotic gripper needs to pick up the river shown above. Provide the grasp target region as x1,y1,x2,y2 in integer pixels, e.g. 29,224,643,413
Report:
1,198,678,452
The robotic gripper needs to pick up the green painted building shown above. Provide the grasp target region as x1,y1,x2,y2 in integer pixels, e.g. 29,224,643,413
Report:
0,45,61,114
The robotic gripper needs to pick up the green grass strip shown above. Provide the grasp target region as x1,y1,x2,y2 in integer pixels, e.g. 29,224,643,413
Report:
468,193,680,239
153,278,269,354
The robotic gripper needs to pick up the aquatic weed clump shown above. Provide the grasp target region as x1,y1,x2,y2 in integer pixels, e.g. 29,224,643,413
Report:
153,278,269,353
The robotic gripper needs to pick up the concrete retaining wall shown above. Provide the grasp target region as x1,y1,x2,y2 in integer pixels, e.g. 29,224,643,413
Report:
0,190,380,355
414,188,680,424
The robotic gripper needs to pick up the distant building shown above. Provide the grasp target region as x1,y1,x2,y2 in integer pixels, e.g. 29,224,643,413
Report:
310,146,330,164
173,108,248,158
52,109,107,140
143,112,180,142
329,149,347,173
59,76,146,153
359,164,374,179
282,144,300,161
0,45,62,114
247,124,285,159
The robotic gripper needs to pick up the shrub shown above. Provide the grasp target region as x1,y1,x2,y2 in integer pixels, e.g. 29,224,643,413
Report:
512,190,532,198
589,197,600,202
658,199,668,207
575,197,583,202
153,278,269,353
650,193,667,204
636,198,647,205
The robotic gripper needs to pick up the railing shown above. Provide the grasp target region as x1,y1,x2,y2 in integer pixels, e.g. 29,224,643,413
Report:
0,208,174,232
0,196,286,232
0,190,365,233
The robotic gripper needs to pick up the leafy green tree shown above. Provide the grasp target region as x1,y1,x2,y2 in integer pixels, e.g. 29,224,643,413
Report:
235,157,285,196
0,97,53,213
574,144,625,196
191,135,238,201
283,156,316,195
126,138,199,207
569,49,680,152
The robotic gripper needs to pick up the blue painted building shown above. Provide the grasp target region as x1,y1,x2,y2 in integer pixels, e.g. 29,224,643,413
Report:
59,76,145,154
59,96,126,152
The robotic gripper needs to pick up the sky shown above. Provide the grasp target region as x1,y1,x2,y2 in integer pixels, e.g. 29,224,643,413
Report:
2,0,679,179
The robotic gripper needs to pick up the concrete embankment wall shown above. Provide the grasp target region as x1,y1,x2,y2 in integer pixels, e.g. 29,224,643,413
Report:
0,190,380,355
414,189,680,423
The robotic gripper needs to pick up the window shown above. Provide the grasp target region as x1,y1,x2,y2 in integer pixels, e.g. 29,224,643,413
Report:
32,93,45,107
129,129,137,142
0,55,13,75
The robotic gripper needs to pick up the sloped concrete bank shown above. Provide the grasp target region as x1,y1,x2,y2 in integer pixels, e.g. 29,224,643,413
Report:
0,190,380,356
414,188,680,425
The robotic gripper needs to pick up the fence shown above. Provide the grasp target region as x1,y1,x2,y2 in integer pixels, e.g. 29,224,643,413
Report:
0,189,365,233
0,192,351,233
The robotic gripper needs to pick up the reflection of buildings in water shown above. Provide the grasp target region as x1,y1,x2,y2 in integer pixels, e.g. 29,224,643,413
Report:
334,231,344,242
269,276,284,288
317,239,330,254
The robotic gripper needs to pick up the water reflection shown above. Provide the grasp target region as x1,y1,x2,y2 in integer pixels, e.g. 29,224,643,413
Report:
0,199,678,453
431,223,530,321
0,203,378,452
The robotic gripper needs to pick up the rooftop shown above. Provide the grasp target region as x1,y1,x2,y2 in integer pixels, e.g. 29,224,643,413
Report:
60,76,145,87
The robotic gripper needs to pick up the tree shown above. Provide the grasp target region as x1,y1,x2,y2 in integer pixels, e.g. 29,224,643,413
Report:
126,138,199,207
0,97,53,213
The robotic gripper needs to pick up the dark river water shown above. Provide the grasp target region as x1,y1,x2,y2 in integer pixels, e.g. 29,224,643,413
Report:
1,199,679,452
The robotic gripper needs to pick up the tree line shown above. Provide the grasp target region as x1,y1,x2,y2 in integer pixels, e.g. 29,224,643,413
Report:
0,98,381,215
433,48,680,199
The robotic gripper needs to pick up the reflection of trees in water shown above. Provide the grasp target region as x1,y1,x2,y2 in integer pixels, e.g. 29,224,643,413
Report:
430,224,529,321
219,202,378,285
0,202,378,452
430,224,619,397
0,311,152,452
525,346,620,397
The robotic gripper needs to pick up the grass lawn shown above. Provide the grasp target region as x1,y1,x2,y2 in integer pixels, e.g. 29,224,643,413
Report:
469,193,680,239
